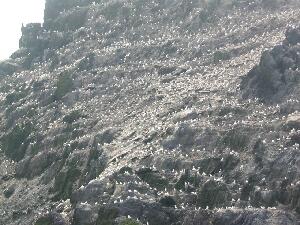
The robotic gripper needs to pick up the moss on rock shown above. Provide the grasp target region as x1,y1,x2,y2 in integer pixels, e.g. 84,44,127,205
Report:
96,207,119,225
213,50,231,63
63,110,82,124
197,180,231,209
51,165,81,201
53,70,73,100
1,122,33,161
136,168,169,191
222,129,249,151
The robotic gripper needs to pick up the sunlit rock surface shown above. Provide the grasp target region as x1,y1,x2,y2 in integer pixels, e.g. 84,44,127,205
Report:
1,0,300,224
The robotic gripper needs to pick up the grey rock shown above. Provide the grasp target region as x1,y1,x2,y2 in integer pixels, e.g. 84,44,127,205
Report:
0,60,21,75
285,27,300,45
196,180,231,209
3,184,15,198
159,196,176,207
241,26,300,102
27,151,58,178
73,203,98,225
1,1,300,225
284,113,300,130
162,123,196,150
35,212,67,225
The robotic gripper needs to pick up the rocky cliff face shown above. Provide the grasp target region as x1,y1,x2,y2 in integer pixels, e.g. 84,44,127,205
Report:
241,27,300,103
1,0,300,224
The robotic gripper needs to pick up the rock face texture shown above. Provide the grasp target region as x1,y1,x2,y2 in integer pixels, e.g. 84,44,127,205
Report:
241,26,300,103
1,0,300,224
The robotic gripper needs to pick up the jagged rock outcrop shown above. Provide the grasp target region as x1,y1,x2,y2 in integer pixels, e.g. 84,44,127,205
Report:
241,26,300,103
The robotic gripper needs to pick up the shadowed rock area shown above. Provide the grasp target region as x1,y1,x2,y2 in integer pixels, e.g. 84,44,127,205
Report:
241,26,300,103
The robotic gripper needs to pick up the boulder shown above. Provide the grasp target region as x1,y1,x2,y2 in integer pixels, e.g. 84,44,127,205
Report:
3,184,15,198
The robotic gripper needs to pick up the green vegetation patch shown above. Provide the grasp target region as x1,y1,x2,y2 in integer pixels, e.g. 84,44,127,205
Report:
198,155,240,176
63,110,82,124
53,133,70,148
35,217,52,225
213,50,231,63
159,195,176,207
198,0,221,23
51,165,81,201
96,207,119,225
53,70,73,100
102,2,123,20
175,171,200,190
5,92,26,105
1,122,33,161
136,168,168,191
222,129,249,151
197,180,231,209
5,86,29,105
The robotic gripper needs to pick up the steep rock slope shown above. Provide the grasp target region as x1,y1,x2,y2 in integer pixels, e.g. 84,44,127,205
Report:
1,0,300,224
